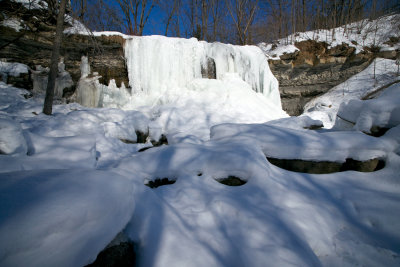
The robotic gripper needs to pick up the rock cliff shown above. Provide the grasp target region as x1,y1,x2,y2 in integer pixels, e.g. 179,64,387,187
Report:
268,40,399,115
0,0,128,98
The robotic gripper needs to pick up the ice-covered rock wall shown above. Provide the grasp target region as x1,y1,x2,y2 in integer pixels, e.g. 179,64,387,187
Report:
124,35,281,107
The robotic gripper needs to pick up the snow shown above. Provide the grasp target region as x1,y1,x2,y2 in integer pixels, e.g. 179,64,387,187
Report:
260,14,400,58
1,30,400,267
210,123,393,162
12,0,47,9
63,15,91,35
0,18,23,32
0,61,29,78
0,169,135,267
303,58,400,128
0,118,27,156
337,82,400,133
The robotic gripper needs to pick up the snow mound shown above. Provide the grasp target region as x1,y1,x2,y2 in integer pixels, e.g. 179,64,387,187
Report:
0,169,135,267
210,123,394,162
0,62,29,78
337,82,400,132
0,118,27,156
303,58,399,128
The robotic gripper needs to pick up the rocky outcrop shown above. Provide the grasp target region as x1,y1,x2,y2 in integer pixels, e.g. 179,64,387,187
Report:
267,157,385,174
0,1,128,98
268,40,399,115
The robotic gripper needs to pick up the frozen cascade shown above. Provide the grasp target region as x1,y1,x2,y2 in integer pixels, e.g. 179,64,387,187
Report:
123,35,281,107
76,35,287,139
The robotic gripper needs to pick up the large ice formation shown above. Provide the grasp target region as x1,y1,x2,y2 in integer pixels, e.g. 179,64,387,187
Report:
123,36,281,107
77,36,282,109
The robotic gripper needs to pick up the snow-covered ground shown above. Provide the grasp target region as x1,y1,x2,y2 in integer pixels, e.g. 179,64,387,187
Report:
260,14,400,59
1,6,400,265
1,59,400,266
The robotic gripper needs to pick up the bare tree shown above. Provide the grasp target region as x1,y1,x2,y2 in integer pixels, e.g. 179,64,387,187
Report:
116,0,156,35
43,0,68,115
226,0,259,45
161,0,181,36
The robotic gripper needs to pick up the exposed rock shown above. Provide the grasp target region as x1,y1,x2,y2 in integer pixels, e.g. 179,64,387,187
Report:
146,177,176,188
151,134,168,146
267,157,384,174
85,232,136,267
135,130,149,143
269,41,375,115
201,57,216,79
6,72,32,89
0,4,129,96
215,176,247,186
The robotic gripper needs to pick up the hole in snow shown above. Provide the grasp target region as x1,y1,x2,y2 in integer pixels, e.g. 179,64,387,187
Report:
145,177,176,188
85,236,136,267
215,176,247,186
138,146,153,152
267,157,385,174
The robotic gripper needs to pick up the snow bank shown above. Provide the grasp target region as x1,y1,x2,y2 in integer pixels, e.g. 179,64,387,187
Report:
0,169,135,267
0,62,29,78
210,123,393,162
337,82,400,133
0,118,27,155
0,18,23,32
116,130,400,267
303,58,399,128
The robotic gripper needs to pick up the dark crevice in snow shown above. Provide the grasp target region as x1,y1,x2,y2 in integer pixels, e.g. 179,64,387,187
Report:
138,146,153,152
85,241,136,267
267,157,385,174
120,132,168,151
145,178,176,188
136,130,149,143
365,126,390,137
138,135,168,152
151,134,168,146
215,176,247,186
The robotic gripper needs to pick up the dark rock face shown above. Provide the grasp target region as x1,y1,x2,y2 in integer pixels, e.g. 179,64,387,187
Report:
267,157,385,174
0,3,129,94
267,39,400,116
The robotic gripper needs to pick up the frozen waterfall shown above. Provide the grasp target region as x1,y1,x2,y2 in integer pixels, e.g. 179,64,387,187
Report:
75,35,287,140
123,35,281,107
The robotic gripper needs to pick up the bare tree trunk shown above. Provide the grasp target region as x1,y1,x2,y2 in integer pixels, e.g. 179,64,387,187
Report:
302,0,306,31
43,0,67,115
291,0,295,43
164,0,179,36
